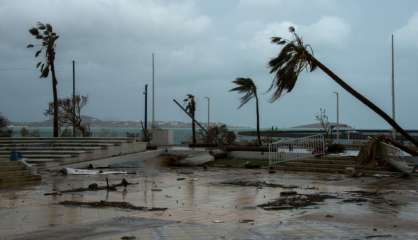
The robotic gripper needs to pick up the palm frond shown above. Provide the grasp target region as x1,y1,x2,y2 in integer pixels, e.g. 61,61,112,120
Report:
268,27,317,101
230,77,257,108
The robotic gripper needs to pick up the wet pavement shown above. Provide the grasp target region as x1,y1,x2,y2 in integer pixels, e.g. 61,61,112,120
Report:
1,159,418,239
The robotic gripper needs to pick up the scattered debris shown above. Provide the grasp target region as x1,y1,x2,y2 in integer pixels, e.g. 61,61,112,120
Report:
365,234,392,239
62,167,128,175
341,198,368,203
176,177,186,181
239,219,254,223
220,180,297,189
280,191,297,196
244,161,261,169
44,179,136,195
258,193,337,210
325,214,334,218
212,219,224,223
59,200,167,211
121,236,136,240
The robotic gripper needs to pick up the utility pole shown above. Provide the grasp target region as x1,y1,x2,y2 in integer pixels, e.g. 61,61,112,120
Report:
333,91,340,143
151,53,155,129
72,60,76,137
391,34,396,140
205,97,210,129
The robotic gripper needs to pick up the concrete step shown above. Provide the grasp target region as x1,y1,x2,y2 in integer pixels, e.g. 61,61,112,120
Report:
281,162,356,169
0,154,73,159
0,143,114,148
273,165,347,174
0,139,130,144
0,137,133,141
0,175,42,188
0,165,27,171
0,146,103,150
0,150,87,155
294,159,357,165
0,169,33,177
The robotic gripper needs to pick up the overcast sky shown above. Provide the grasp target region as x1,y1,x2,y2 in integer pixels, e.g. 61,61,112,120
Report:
1,0,418,129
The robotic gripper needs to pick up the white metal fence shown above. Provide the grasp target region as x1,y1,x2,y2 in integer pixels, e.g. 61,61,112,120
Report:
268,134,325,167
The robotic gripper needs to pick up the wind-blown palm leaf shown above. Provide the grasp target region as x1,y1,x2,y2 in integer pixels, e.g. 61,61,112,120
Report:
268,30,317,102
267,26,418,149
230,77,257,108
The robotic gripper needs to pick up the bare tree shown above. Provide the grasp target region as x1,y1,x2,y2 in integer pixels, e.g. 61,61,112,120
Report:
315,108,332,139
0,113,12,137
27,22,60,137
45,95,90,137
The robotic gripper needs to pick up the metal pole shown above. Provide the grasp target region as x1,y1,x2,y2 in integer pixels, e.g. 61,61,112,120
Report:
151,53,155,129
205,97,210,129
144,84,148,133
391,34,396,139
333,91,339,143
72,60,76,137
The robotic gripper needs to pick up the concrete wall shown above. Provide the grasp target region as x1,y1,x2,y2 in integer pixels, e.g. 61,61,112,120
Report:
61,149,163,169
151,129,173,146
48,141,147,168
228,151,269,160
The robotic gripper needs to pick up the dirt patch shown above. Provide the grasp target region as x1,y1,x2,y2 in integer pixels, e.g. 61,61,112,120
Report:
258,193,338,210
59,200,167,211
220,180,298,189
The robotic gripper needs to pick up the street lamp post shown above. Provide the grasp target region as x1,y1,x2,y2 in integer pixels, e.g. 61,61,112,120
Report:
333,91,340,143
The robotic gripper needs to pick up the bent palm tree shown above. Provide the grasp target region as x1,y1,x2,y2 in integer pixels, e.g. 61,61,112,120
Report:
27,22,60,137
230,78,262,145
268,26,418,149
184,94,197,145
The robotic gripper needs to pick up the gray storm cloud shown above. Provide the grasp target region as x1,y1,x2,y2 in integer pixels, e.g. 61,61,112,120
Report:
1,0,418,129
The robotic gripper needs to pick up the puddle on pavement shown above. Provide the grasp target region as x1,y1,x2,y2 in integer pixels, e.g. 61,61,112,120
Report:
1,157,418,239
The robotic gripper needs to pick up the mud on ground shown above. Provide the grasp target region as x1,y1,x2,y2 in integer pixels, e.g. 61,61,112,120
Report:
1,160,418,240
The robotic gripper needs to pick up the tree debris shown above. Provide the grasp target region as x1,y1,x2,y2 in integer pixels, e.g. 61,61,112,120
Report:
220,180,298,189
59,200,167,211
258,193,337,210
44,179,136,195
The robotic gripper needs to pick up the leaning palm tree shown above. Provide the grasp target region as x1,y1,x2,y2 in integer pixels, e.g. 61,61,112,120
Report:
27,22,60,137
184,94,197,145
268,26,418,149
230,78,262,145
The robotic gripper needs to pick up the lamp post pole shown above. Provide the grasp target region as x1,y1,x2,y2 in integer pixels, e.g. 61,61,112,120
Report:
333,91,340,143
72,60,76,137
391,34,396,140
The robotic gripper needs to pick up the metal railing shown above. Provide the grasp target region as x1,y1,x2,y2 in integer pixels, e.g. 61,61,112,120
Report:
268,134,325,167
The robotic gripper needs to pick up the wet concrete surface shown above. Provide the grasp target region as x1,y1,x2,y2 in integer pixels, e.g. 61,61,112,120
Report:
1,159,418,239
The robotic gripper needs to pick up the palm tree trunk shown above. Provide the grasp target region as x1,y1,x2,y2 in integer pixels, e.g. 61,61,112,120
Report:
255,93,261,145
192,113,196,145
50,62,59,137
309,55,418,150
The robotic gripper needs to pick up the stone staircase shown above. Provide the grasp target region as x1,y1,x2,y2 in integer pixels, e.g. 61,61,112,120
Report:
0,137,147,186
271,155,398,176
0,158,41,188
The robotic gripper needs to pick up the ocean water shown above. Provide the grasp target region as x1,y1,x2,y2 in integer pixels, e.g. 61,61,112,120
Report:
9,127,252,145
